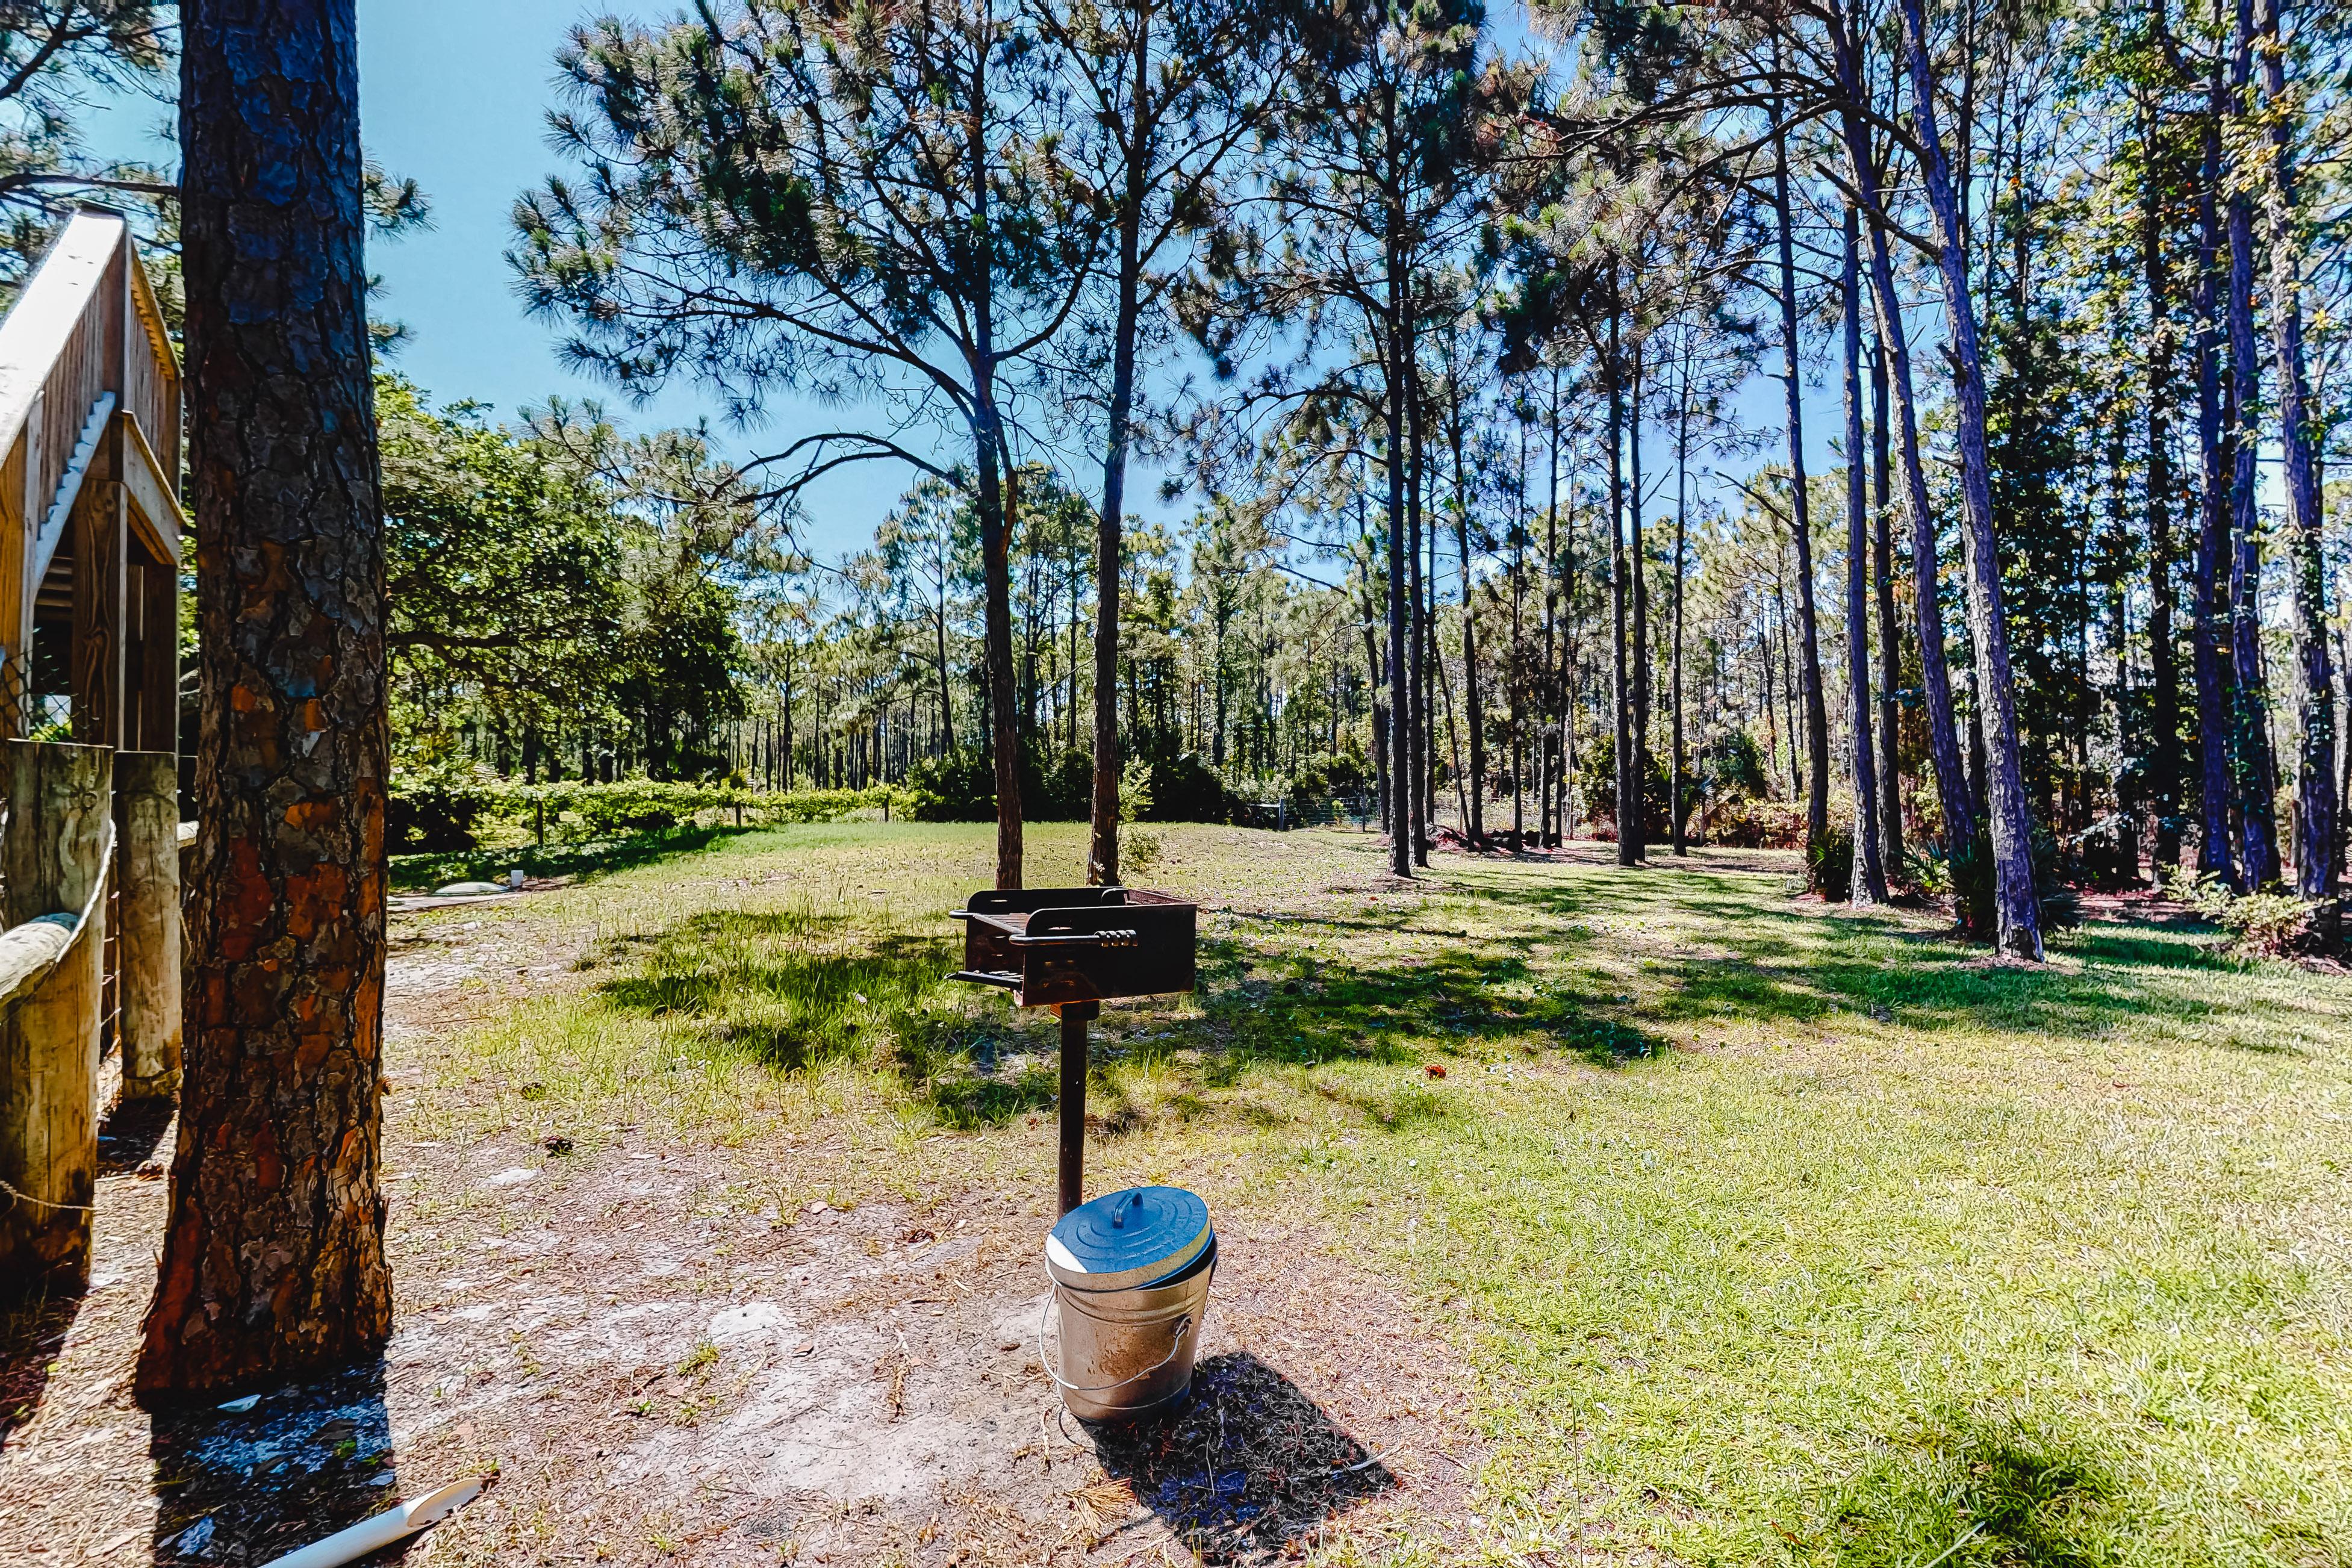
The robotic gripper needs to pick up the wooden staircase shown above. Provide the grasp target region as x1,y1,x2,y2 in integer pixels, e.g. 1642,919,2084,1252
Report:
0,208,184,1290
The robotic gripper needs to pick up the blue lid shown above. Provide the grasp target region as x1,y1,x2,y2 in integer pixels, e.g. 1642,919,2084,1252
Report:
1045,1186,1211,1290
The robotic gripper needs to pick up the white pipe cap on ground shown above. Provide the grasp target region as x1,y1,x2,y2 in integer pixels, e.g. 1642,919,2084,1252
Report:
255,1477,484,1568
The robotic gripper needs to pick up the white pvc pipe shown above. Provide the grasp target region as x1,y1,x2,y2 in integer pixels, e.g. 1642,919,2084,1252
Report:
256,1478,484,1568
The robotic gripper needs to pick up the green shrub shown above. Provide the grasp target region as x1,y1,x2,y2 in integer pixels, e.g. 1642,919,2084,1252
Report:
1286,751,1370,809
1706,798,1806,850
389,764,497,853
1038,748,1094,821
1807,824,1854,901
2073,812,2141,889
2161,865,2323,957
905,749,997,822
404,776,907,847
1943,824,2078,939
1139,754,1237,823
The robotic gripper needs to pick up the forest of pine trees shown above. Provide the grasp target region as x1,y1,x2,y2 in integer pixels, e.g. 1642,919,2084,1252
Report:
470,0,2347,943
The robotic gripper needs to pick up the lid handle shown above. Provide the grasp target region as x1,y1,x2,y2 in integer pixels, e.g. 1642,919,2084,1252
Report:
1109,1189,1145,1228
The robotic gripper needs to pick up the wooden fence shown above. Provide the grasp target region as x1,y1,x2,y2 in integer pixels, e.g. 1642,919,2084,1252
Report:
0,739,180,1287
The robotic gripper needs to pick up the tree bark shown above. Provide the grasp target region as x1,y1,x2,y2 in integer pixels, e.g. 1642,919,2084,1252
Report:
1830,14,1974,871
2191,68,2238,886
1456,396,1483,844
140,0,394,1402
1608,297,1637,867
1896,0,2042,957
1544,368,1564,847
1405,352,1431,865
968,28,1024,892
1629,343,1650,859
1843,210,1888,904
1382,138,1413,879
2139,89,2181,873
1671,349,1689,856
2257,0,2335,903
1087,105,1143,885
1870,327,1903,873
1770,82,1831,859
2224,0,2279,889
977,425,1024,889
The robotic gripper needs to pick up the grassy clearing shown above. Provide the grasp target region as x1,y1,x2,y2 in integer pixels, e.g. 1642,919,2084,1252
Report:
394,823,2352,1566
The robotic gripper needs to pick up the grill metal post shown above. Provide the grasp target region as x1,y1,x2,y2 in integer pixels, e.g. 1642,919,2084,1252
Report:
1056,1000,1098,1215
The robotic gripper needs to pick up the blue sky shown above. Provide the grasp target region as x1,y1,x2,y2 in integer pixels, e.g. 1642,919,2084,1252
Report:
80,0,1853,568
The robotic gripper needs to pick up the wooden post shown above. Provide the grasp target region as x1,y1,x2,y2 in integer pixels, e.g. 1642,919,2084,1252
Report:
117,750,180,1100
1056,1001,1098,1216
0,739,113,1290
71,476,125,749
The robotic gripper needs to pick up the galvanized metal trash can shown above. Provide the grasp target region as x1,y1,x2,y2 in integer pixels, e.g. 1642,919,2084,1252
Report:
1043,1186,1215,1422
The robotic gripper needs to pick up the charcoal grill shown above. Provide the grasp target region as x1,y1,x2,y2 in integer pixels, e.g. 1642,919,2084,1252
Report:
949,886,1197,1213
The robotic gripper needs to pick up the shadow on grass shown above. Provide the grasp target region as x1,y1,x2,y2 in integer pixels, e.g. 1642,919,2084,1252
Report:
1823,1410,2133,1567
1467,871,2291,1051
1190,931,1670,1074
591,907,1075,1127
1090,1351,1395,1564
586,893,1681,1139
577,842,2306,1147
390,824,765,892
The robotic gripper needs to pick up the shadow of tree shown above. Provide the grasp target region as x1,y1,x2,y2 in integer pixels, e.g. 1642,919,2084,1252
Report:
97,1095,174,1175
391,822,771,893
1184,932,1670,1076
0,1284,78,1455
1464,873,2298,1052
586,894,1682,1141
1823,1407,2136,1567
593,908,1063,1124
1089,1351,1396,1564
146,1359,398,1564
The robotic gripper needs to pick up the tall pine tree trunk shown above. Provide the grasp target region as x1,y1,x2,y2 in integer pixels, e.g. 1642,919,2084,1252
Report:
1831,13,1974,871
139,0,393,1401
1672,347,1690,857
1087,145,1143,885
1383,208,1413,878
1844,210,1889,903
1608,297,1637,867
968,34,1023,892
2139,90,2182,873
1457,409,1484,844
2192,74,2239,886
1405,357,1431,865
1542,369,1561,846
977,423,1023,889
1897,0,2043,957
2224,0,2280,888
1770,82,1832,859
1628,342,1650,860
1871,329,1903,872
2258,0,2335,903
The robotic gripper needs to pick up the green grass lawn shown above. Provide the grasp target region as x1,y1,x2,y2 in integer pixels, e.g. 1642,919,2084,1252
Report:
399,821,2352,1566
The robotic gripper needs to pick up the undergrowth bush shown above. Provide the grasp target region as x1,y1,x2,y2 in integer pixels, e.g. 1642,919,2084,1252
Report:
1806,824,1854,901
388,764,495,852
1928,825,2079,941
1118,758,1162,876
1708,798,1806,849
388,768,907,853
2161,866,2324,956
